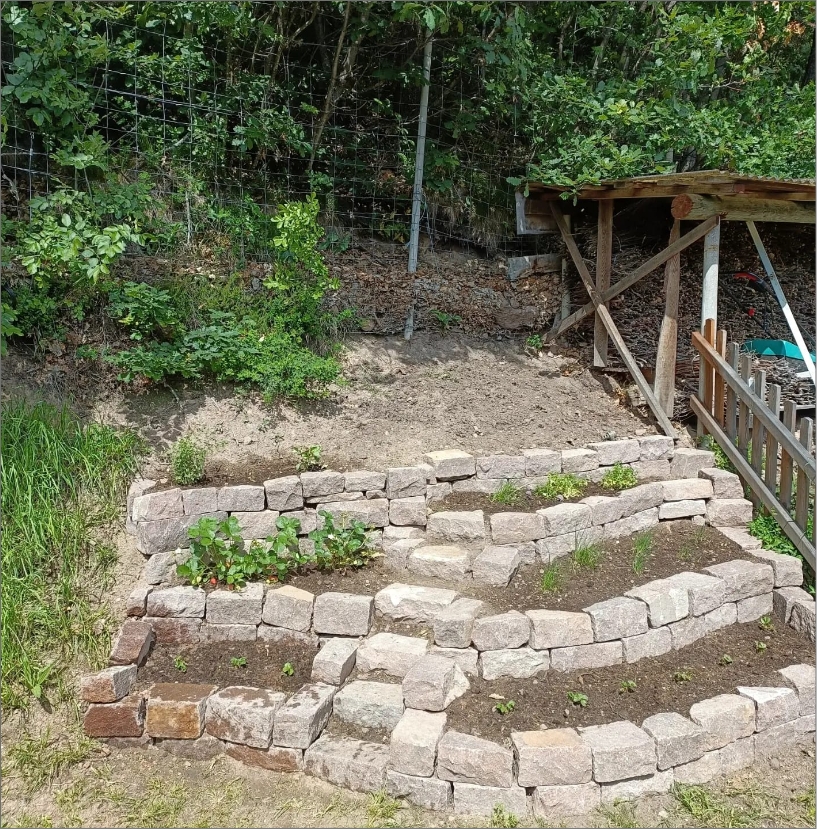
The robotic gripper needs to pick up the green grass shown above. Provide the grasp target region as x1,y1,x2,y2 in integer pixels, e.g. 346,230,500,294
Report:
5,728,97,792
366,790,401,827
572,542,602,570
534,472,587,500
540,562,564,593
489,803,519,828
490,480,523,506
1,400,142,709
631,531,653,574
601,462,638,492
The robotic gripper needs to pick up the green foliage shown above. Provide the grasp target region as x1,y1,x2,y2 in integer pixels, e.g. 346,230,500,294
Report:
601,462,638,492
673,668,693,683
169,437,207,486
174,656,187,674
758,615,775,632
755,640,767,653
525,334,543,351
1,302,23,353
311,511,379,571
619,679,637,694
540,562,563,594
281,662,295,677
534,472,587,500
230,656,247,669
430,309,462,332
294,445,324,472
567,691,588,707
719,654,733,666
749,512,814,594
177,516,247,588
489,481,523,506
572,542,602,570
489,804,519,828
493,699,516,716
632,531,654,574
1,399,142,709
108,282,182,342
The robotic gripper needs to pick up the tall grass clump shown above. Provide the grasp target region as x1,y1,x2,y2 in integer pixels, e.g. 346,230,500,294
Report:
1,400,142,709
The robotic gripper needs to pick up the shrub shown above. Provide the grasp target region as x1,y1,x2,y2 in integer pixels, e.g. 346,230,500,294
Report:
534,472,587,500
169,437,207,486
601,462,638,491
108,281,183,342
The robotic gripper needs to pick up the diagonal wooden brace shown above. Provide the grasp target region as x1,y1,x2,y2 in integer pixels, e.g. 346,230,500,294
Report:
550,202,676,438
547,215,719,341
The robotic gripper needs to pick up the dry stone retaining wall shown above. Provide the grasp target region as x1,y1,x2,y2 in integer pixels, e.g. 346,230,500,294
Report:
84,440,817,819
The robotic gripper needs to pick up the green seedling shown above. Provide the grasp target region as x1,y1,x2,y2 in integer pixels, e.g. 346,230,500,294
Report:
572,542,602,570
619,679,637,694
293,444,323,472
525,334,543,351
490,480,522,506
281,662,295,677
758,615,775,632
601,462,638,492
673,669,693,683
755,640,767,653
719,654,733,666
173,656,187,673
567,691,588,707
493,700,516,715
490,803,519,828
230,656,248,669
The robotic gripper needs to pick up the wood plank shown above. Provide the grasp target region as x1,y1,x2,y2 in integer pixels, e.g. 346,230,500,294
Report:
749,369,767,506
700,319,717,440
653,219,681,417
795,418,813,532
714,329,727,427
691,396,815,568
738,354,752,457
671,194,815,223
547,216,720,342
764,384,781,495
725,342,739,441
550,203,676,437
779,399,797,510
701,219,721,331
593,201,614,367
692,331,815,476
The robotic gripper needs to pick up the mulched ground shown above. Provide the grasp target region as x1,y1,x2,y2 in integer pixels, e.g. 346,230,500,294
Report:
445,622,814,741
429,482,611,515
135,640,317,693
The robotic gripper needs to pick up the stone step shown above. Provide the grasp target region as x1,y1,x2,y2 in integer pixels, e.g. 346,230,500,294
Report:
407,545,471,580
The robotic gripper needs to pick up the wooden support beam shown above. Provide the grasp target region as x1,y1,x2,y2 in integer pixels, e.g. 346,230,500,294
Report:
701,218,720,331
594,201,613,367
672,194,815,224
550,202,676,438
546,216,719,342
653,219,681,417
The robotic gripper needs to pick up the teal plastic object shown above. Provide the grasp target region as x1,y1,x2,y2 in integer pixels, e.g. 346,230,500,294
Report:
743,339,816,363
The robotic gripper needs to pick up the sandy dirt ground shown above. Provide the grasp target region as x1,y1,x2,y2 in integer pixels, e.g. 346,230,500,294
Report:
83,332,668,478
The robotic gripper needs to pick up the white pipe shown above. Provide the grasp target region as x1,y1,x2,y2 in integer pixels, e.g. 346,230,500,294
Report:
746,220,816,385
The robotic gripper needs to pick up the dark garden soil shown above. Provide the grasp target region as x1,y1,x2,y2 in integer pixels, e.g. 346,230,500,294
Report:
135,640,317,693
429,482,613,515
445,622,814,741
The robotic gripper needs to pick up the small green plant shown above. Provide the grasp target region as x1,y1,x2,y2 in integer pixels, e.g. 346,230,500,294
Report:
169,436,207,486
174,656,188,673
567,691,588,707
631,531,653,574
601,462,638,492
311,511,379,570
281,662,295,677
534,472,587,500
619,679,637,694
490,803,519,828
572,542,602,570
366,789,400,828
719,654,733,666
540,562,563,594
525,333,543,351
493,699,516,715
430,309,461,331
230,656,247,669
758,615,775,632
673,668,693,683
755,640,767,653
490,480,522,506
108,281,183,342
293,444,323,472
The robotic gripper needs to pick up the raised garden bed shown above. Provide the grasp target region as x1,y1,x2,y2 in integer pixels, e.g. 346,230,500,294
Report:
85,440,816,822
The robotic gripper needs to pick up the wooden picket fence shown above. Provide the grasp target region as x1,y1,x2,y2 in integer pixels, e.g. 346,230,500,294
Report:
691,320,815,568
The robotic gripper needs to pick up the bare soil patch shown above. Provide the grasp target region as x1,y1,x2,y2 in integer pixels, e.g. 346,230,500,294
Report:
446,622,814,741
135,640,317,694
430,482,611,515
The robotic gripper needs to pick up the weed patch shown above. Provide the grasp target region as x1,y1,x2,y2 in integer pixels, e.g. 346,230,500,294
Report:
490,480,523,506
601,462,638,492
534,472,587,500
